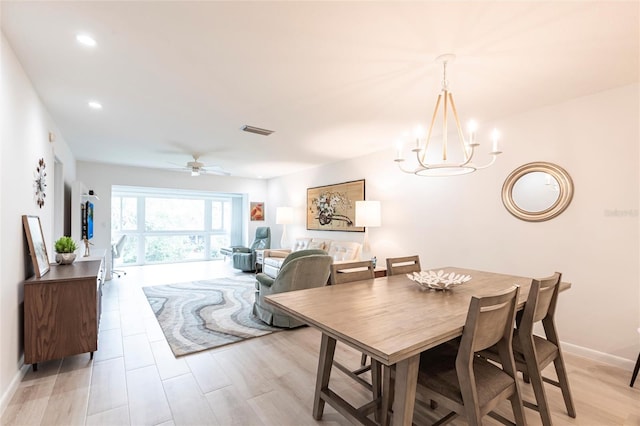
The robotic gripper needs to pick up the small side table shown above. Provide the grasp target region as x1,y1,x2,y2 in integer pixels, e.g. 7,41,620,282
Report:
255,249,265,273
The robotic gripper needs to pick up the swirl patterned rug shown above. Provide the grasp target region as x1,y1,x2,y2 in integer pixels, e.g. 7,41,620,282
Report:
143,275,281,356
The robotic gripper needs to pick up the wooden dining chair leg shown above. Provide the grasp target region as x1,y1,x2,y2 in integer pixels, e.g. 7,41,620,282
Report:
508,387,527,426
313,334,337,420
458,368,483,426
525,359,553,426
553,354,577,418
631,352,640,387
361,353,368,366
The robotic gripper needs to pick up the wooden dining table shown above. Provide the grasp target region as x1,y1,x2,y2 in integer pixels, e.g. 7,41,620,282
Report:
265,266,571,426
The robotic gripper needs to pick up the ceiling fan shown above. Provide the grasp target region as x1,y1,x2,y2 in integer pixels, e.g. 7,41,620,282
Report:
170,154,230,177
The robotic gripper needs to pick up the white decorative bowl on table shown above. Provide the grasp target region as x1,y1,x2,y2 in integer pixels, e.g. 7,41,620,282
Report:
407,270,472,291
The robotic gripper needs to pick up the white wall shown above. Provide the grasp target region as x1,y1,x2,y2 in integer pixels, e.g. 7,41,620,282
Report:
76,161,269,263
0,32,76,412
267,84,640,365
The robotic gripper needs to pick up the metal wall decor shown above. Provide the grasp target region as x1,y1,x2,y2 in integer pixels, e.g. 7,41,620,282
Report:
34,158,47,208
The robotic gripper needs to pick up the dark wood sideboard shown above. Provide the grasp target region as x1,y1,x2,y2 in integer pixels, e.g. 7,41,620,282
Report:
24,255,104,371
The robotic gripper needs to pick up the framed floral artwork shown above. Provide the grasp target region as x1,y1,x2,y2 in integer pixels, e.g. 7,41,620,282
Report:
250,202,264,221
307,179,365,232
22,215,50,278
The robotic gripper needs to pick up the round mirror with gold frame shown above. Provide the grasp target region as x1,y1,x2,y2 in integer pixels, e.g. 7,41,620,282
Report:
502,162,574,222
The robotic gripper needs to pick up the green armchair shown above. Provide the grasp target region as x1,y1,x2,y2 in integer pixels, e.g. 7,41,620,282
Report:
253,249,331,328
227,227,271,272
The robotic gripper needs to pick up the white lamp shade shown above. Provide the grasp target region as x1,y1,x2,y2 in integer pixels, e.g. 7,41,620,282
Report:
355,201,381,227
276,206,294,225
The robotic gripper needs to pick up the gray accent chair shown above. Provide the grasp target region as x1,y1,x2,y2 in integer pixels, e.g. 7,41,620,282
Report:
229,227,271,272
253,249,331,328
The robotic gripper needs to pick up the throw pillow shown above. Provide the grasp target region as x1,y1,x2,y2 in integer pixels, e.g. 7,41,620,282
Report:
308,241,325,250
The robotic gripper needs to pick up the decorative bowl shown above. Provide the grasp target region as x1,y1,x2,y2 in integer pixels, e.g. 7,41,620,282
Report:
407,270,472,291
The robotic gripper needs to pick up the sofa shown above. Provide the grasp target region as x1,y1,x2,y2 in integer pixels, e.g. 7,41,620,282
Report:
253,249,332,328
262,237,361,279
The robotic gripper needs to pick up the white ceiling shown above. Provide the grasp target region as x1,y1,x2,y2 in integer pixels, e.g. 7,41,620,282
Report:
2,1,638,179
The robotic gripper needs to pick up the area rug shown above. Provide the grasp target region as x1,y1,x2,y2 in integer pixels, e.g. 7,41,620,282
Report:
142,275,281,356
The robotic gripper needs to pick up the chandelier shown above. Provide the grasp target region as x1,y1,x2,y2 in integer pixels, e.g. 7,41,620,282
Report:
394,54,502,177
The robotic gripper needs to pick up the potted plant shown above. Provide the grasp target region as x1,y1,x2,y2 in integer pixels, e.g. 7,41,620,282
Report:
54,236,78,265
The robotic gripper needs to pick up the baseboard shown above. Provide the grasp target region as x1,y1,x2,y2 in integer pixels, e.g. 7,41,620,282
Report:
562,341,636,370
0,360,28,417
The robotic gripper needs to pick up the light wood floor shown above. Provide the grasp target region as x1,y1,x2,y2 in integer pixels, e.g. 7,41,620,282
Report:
2,260,639,425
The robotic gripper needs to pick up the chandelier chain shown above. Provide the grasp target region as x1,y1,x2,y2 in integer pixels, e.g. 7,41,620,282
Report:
442,60,449,90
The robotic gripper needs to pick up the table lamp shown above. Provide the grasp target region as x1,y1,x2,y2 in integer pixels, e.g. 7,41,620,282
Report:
355,201,381,262
276,206,294,249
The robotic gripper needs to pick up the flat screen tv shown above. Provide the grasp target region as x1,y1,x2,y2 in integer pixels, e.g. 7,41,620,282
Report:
82,201,94,240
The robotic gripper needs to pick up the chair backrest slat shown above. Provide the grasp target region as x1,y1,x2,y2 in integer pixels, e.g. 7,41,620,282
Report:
330,260,375,285
385,255,421,276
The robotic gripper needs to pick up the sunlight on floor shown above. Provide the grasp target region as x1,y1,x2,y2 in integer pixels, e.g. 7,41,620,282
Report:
110,259,249,287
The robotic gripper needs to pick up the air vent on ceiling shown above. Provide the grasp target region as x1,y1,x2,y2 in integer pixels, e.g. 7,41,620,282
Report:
241,125,274,136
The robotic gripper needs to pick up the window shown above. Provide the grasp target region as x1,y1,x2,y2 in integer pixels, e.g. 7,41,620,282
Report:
145,198,204,231
111,186,242,266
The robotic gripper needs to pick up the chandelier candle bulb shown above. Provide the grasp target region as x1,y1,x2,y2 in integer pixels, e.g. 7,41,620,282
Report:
395,140,403,160
468,120,478,146
492,129,500,153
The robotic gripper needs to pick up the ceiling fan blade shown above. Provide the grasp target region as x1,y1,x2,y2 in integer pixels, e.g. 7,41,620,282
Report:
207,169,231,176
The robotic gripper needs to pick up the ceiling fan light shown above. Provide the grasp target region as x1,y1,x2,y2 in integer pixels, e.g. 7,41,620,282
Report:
191,168,200,177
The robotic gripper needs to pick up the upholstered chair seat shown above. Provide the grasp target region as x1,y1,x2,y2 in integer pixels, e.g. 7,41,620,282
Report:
419,346,515,408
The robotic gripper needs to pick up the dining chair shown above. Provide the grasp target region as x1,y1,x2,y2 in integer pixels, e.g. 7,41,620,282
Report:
481,273,576,425
329,260,379,392
414,285,526,426
631,328,640,387
385,255,421,276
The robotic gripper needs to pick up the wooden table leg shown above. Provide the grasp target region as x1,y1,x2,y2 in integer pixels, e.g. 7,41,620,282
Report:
313,333,336,420
391,354,419,426
371,359,382,422
380,365,393,426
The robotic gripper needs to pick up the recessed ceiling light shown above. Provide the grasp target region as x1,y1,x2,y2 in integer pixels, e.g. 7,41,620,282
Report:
88,101,102,110
76,34,96,47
